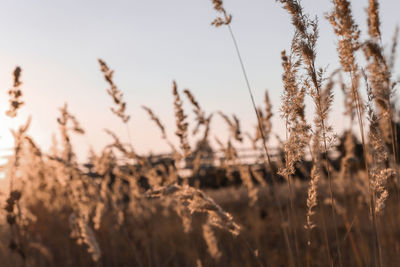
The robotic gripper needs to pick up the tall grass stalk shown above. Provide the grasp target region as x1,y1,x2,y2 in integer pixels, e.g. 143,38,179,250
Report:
210,1,297,265
326,0,381,263
276,0,343,265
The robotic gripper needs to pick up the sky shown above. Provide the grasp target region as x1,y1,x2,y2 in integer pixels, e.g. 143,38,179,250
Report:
0,0,399,162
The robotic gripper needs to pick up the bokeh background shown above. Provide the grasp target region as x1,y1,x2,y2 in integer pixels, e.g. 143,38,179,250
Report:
0,0,399,162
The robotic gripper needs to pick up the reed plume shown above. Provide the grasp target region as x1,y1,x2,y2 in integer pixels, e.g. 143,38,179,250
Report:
368,111,392,214
104,129,138,160
261,90,273,142
142,106,167,139
327,0,362,127
98,59,130,123
279,47,309,179
367,0,381,40
6,66,24,118
363,41,394,144
147,183,241,259
172,81,191,159
57,103,85,163
249,90,274,148
339,131,356,180
304,128,321,240
327,0,360,73
142,105,180,160
364,0,398,163
148,184,240,235
365,74,393,215
239,164,258,206
210,0,232,27
183,89,207,135
218,112,243,142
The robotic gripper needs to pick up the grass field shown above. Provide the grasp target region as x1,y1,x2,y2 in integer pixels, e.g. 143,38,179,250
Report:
1,0,400,266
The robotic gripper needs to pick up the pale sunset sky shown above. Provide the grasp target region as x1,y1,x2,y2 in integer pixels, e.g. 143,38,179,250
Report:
0,0,399,162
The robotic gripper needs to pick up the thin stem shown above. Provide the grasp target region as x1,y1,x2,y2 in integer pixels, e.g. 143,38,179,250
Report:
226,23,297,266
319,196,334,267
307,142,334,267
321,126,343,267
287,173,301,266
310,65,343,267
349,69,381,266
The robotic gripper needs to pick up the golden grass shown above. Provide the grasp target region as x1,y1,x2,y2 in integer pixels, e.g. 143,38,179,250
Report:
0,0,399,266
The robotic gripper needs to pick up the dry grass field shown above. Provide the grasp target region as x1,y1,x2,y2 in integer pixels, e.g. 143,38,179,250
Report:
1,0,400,266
